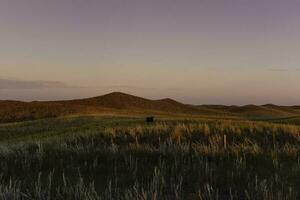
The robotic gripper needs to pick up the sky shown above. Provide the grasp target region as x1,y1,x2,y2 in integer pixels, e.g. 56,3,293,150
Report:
1,0,300,105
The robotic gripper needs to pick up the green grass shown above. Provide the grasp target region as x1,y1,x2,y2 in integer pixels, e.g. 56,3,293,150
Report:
0,116,300,199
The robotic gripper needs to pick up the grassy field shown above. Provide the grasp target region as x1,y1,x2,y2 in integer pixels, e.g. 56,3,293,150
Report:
0,115,300,199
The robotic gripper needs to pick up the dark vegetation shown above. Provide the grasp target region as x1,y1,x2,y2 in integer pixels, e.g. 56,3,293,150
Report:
0,116,300,199
146,116,154,123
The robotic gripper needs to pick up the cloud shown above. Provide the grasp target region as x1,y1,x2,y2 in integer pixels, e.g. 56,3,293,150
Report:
0,79,71,90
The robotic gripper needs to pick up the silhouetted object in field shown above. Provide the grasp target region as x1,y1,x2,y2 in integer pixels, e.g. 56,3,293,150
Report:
146,117,154,123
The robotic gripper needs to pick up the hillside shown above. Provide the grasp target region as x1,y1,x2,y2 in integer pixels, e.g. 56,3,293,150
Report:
201,104,300,118
0,92,205,123
0,101,84,123
61,92,204,114
1,92,300,123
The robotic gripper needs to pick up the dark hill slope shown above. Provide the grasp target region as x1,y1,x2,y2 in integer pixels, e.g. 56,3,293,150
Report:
63,92,203,115
200,104,300,118
0,101,83,123
0,92,207,123
1,92,300,123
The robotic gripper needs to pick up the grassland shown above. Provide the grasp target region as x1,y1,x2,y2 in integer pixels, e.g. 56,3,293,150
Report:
0,115,300,199
1,93,300,199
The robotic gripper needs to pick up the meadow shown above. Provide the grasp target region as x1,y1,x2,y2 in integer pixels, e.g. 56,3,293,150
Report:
0,115,300,199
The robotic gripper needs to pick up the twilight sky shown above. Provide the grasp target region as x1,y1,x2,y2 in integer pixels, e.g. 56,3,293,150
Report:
1,0,300,105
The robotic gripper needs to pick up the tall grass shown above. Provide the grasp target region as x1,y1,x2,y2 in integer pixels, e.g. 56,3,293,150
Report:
0,119,300,199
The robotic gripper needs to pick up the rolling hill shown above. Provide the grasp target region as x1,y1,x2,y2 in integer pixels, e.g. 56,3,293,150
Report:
0,92,203,123
202,104,300,118
1,92,300,123
62,92,209,114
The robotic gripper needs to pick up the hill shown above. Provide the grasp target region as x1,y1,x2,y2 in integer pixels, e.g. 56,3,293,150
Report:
1,92,300,123
61,92,203,114
201,104,300,118
0,100,83,123
0,92,205,123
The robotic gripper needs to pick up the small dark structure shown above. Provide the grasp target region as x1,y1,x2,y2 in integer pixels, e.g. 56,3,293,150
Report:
146,116,154,123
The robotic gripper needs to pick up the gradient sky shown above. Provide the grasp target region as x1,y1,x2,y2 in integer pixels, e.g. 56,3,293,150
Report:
1,0,300,105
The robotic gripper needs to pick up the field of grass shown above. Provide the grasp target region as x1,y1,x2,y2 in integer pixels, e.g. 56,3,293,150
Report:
0,116,300,200
0,115,300,199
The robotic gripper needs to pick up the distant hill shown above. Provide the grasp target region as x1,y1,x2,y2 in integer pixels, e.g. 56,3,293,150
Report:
0,100,83,123
201,104,300,118
1,92,300,123
0,92,204,123
61,92,202,114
